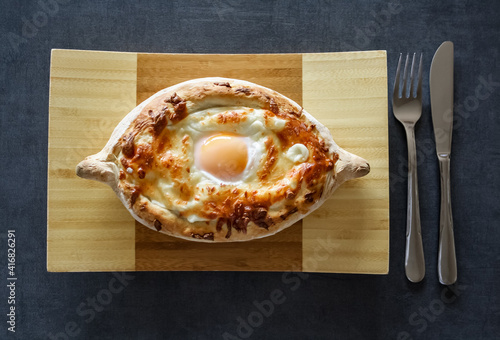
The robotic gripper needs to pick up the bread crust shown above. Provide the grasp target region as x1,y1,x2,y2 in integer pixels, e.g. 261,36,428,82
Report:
76,77,370,242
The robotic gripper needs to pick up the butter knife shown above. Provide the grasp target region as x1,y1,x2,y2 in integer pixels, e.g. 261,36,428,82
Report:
430,41,457,285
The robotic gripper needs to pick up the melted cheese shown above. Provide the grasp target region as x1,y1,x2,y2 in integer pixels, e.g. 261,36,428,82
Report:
286,144,309,163
117,106,331,224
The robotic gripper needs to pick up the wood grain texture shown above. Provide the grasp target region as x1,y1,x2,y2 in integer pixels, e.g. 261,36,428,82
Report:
136,221,302,271
136,53,302,104
47,49,137,272
47,49,389,274
302,51,389,274
135,53,303,271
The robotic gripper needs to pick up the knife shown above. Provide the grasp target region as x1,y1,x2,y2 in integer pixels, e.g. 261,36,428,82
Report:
430,41,457,285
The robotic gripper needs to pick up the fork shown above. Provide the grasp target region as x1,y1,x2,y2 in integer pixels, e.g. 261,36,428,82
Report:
393,53,425,283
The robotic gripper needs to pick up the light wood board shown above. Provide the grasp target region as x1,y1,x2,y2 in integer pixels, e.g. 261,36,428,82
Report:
302,52,389,273
47,49,389,273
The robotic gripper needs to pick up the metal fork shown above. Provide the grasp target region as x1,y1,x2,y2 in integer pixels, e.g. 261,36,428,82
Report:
393,53,425,283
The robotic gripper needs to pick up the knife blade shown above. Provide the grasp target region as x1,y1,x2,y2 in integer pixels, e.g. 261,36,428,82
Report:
430,41,457,285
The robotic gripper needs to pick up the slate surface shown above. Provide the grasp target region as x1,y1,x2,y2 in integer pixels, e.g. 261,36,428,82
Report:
0,0,499,339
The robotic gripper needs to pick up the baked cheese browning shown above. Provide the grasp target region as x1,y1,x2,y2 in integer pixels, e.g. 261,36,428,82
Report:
164,93,188,123
148,109,168,136
121,133,135,158
156,136,170,156
190,232,215,241
258,137,278,181
177,161,322,239
213,81,231,88
129,186,141,207
113,79,342,240
116,105,337,238
274,114,338,186
234,87,251,95
209,191,282,239
216,109,248,124
118,131,193,207
153,219,162,231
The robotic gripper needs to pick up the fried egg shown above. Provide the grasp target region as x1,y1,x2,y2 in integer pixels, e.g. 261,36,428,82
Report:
194,132,256,183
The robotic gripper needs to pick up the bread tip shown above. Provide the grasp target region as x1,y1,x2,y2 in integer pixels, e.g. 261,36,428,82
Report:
355,161,370,178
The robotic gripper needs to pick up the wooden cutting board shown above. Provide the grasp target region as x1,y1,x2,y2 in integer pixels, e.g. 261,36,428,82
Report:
47,49,389,274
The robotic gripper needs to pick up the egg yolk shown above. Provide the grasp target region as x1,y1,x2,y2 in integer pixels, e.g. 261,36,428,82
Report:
199,133,248,181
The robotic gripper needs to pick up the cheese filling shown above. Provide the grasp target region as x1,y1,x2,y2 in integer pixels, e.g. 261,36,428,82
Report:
117,104,335,227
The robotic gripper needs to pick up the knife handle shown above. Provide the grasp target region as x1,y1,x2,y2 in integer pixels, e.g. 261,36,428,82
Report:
437,157,457,285
404,126,425,283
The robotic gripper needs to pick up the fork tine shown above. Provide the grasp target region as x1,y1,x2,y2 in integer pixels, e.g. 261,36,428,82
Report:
409,53,416,98
393,53,402,98
402,53,410,98
416,53,423,98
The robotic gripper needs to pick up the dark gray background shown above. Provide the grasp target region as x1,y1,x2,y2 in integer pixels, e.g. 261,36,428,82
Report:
1,0,499,339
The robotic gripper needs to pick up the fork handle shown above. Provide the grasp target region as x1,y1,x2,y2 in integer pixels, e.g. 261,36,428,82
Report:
437,157,457,285
404,126,425,282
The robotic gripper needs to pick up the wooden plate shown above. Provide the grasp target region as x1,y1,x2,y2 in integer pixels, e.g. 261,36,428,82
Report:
47,49,389,273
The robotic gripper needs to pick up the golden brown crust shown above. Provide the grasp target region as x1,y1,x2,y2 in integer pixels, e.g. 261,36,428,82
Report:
76,77,370,242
